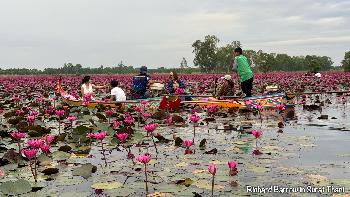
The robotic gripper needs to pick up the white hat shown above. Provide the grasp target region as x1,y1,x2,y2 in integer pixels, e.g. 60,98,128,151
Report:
223,75,231,80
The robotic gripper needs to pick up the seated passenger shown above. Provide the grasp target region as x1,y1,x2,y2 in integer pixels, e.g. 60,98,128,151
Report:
166,71,185,94
110,80,126,101
132,66,151,99
217,75,235,99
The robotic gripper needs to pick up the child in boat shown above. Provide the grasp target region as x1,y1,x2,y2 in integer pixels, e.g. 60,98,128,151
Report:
80,76,107,98
233,47,254,97
217,75,235,99
110,80,126,101
131,66,152,99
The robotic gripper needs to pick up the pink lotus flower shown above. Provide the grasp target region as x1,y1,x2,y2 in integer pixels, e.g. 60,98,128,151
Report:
144,123,157,133
116,133,129,142
252,130,263,138
30,111,39,117
135,106,143,113
191,109,197,114
208,163,217,175
86,133,95,139
183,140,193,148
228,161,238,171
12,96,21,102
27,115,36,125
0,168,4,177
136,154,151,164
105,109,114,117
207,105,218,114
36,97,45,103
124,116,134,125
43,134,55,145
142,112,152,119
45,107,54,115
113,120,121,128
94,131,107,140
40,144,51,154
15,109,25,116
189,114,200,123
21,148,38,160
10,131,27,140
27,139,44,149
55,109,65,117
67,116,77,122
174,88,185,95
165,116,174,125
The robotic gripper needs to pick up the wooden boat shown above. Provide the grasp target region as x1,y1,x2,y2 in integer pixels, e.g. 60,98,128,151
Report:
183,93,294,109
56,82,293,109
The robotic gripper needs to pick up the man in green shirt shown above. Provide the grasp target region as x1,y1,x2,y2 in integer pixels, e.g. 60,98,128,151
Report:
233,47,254,97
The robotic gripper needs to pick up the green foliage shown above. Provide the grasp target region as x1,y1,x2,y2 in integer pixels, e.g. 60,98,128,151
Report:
342,51,350,72
192,35,220,73
0,62,201,75
192,35,334,73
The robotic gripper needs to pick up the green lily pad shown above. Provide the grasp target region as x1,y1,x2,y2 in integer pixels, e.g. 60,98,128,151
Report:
91,181,122,189
52,151,71,161
175,178,193,187
0,179,31,195
72,163,96,179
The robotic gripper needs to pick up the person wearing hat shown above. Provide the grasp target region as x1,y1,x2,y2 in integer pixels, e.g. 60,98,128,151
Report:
217,74,235,99
132,66,152,99
233,47,254,97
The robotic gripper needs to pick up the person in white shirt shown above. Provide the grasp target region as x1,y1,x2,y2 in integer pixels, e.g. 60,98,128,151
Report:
110,80,126,101
80,76,107,97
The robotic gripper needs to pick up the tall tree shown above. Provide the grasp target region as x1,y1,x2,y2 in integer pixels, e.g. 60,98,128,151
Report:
342,51,350,72
255,51,275,73
192,35,220,73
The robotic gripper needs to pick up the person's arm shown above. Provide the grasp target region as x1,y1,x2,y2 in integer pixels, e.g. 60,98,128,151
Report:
232,58,237,72
110,95,116,101
81,86,85,97
92,84,107,89
179,80,185,89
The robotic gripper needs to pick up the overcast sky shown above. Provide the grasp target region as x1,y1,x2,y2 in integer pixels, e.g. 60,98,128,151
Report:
0,0,349,69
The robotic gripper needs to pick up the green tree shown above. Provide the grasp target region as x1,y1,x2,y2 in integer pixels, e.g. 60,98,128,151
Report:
342,51,350,72
192,35,220,73
255,51,275,73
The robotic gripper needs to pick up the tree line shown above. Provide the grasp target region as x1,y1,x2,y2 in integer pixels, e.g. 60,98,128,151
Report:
0,61,200,75
192,35,344,73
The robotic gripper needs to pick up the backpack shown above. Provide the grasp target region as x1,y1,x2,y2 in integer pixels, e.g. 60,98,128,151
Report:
132,75,148,93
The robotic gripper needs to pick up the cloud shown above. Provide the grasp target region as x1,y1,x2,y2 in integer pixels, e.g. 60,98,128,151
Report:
0,0,349,68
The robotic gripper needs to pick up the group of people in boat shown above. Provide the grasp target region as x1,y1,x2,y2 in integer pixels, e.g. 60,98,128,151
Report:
79,47,255,101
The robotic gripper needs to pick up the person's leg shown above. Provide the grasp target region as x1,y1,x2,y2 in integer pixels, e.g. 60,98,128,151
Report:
241,82,246,97
245,78,253,97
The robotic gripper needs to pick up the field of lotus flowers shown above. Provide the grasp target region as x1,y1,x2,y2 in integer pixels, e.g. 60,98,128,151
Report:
0,72,349,196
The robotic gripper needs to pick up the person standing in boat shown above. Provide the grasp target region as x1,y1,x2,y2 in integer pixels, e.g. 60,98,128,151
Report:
217,75,235,99
232,47,254,98
110,80,126,101
132,66,152,99
166,71,186,94
80,76,107,98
